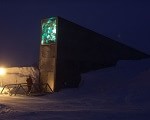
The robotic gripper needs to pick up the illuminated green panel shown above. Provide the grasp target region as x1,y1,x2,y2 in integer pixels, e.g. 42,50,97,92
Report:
41,17,56,45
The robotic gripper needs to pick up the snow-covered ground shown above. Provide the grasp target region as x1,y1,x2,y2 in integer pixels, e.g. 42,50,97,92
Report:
0,59,150,120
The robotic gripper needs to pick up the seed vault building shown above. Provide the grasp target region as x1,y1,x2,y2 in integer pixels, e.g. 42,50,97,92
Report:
39,17,149,92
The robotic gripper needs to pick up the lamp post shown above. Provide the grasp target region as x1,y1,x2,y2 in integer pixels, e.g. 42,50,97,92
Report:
0,67,6,86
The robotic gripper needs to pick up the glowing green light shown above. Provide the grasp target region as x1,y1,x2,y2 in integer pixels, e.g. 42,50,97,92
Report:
41,17,56,45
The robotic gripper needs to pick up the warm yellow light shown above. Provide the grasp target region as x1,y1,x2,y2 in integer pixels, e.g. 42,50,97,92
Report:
0,67,6,76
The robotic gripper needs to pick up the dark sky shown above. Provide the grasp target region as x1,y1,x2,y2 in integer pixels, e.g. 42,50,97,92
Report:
0,0,150,67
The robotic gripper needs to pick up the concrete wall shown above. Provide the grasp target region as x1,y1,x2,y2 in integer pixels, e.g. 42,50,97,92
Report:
39,44,56,91
55,17,149,91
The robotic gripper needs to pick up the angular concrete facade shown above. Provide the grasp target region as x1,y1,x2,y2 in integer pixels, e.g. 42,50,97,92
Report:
39,17,150,92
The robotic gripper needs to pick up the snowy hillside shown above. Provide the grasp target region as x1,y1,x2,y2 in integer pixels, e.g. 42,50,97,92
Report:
0,58,150,120
81,58,150,103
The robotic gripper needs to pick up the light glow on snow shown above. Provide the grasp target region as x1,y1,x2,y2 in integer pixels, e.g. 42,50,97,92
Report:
0,67,6,76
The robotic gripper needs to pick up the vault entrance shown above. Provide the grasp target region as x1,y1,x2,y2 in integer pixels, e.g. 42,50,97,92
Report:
39,17,57,91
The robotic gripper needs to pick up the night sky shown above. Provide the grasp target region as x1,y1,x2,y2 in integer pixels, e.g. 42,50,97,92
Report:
0,0,150,67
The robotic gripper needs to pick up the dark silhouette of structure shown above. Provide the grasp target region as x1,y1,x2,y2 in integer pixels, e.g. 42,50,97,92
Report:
39,16,150,92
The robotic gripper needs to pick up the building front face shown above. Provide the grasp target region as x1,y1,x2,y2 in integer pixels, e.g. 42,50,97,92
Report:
39,16,149,92
39,17,57,91
39,17,82,92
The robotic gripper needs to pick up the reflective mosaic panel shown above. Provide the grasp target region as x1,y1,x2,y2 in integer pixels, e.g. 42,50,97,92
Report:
41,17,56,45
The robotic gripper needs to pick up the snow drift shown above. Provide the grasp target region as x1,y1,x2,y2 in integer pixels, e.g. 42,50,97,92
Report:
81,58,150,103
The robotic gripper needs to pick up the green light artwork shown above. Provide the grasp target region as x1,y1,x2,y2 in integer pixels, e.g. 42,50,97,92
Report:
41,17,56,45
